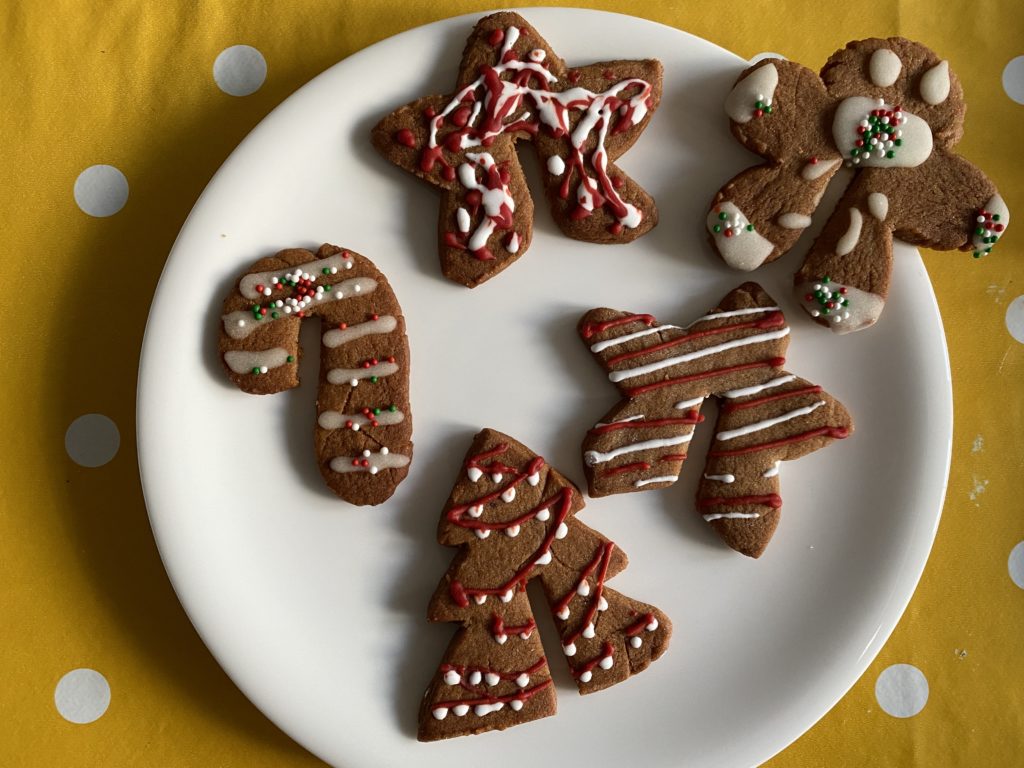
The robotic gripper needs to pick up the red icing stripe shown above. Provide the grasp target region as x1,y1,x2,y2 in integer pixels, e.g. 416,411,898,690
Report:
571,641,615,680
588,415,703,435
697,494,782,509
432,678,553,711
625,357,786,396
580,313,656,339
599,461,650,477
708,426,850,457
625,612,656,636
722,384,822,414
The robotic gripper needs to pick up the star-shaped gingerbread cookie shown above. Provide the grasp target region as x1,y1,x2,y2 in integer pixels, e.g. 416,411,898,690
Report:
371,12,663,288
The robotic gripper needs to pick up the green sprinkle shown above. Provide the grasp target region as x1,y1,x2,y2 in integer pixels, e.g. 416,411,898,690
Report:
823,308,830,315
973,252,981,258
755,100,764,109
271,312,278,318
324,285,332,290
823,275,831,282
718,212,728,220
842,299,849,306
322,268,330,274
976,227,985,236
388,404,397,412
851,148,860,156
886,150,894,159
370,376,379,383
373,408,381,415
251,367,260,375
894,139,902,146
746,224,753,232
287,355,294,363
993,214,1001,221
713,224,722,233
765,105,773,113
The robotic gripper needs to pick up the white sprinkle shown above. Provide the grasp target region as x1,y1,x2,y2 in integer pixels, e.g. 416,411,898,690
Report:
381,447,389,455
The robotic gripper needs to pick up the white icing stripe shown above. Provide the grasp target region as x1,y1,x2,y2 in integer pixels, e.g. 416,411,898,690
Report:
223,347,290,374
318,409,405,430
716,400,826,442
594,414,644,428
683,306,780,329
777,212,812,229
584,433,693,466
836,208,863,256
590,324,679,353
703,512,760,521
327,361,399,386
673,397,704,410
801,157,841,181
223,277,379,340
762,460,781,478
329,450,410,474
635,475,677,487
608,328,790,383
322,315,397,348
721,374,796,399
704,473,735,483
239,254,352,299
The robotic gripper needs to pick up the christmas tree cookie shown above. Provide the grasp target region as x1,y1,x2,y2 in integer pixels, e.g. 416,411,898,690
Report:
419,429,671,740
705,38,1009,333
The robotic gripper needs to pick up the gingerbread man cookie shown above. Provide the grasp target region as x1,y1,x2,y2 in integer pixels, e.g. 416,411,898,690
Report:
372,12,663,288
705,38,1009,333
579,283,853,558
219,244,412,505
419,429,671,740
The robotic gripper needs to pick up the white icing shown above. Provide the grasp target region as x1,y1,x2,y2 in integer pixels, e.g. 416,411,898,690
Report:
453,704,469,716
474,702,504,716
467,467,483,482
608,327,790,382
326,361,399,386
456,207,471,233
777,212,812,229
598,596,608,611
535,508,550,522
515,673,530,687
599,655,614,670
684,306,779,329
485,672,500,686
579,670,593,683
501,487,516,503
919,61,950,105
527,472,540,486
796,280,885,334
801,157,841,181
555,522,568,539
317,408,404,431
432,707,448,720
458,152,515,253
223,347,290,374
329,450,410,474
506,232,520,253
506,525,520,538
238,254,353,299
832,97,932,167
835,208,863,256
703,511,761,521
630,636,642,648
867,192,889,221
706,202,775,271
972,194,1010,253
762,460,781,478
725,63,778,123
716,401,825,441
322,315,397,348
584,433,693,465
647,618,659,631
547,155,566,175
704,473,735,483
590,324,679,354
443,670,460,686
510,699,524,711
475,529,491,540
594,414,644,428
468,670,482,685
563,642,577,657
673,397,704,410
634,475,677,487
721,374,796,399
535,550,551,565
869,48,902,87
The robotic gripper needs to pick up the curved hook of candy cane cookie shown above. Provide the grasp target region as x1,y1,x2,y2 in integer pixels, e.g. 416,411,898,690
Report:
219,244,412,505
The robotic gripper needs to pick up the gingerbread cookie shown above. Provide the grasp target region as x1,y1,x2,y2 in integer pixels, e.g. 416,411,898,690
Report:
419,429,671,740
578,283,853,558
219,243,412,505
705,38,1009,333
372,12,663,288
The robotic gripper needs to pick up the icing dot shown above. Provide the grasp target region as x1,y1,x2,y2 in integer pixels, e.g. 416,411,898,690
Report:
74,165,129,217
875,664,929,718
1005,296,1024,343
213,45,267,96
1003,56,1024,104
1009,541,1024,589
54,669,111,724
65,414,120,468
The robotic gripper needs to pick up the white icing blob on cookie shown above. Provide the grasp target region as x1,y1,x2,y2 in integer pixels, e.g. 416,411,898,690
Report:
867,192,889,221
707,201,775,270
725,63,778,124
869,48,902,87
919,61,950,105
832,97,932,168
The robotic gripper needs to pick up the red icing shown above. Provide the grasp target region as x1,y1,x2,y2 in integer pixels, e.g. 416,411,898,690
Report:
572,641,614,680
588,415,703,436
605,312,786,367
698,494,783,509
487,28,505,47
660,454,687,462
708,426,850,458
395,129,416,148
625,357,787,397
559,542,615,647
722,384,822,414
599,461,650,477
447,456,546,532
580,313,656,339
625,612,656,636
432,679,552,712
492,613,536,640
440,657,548,692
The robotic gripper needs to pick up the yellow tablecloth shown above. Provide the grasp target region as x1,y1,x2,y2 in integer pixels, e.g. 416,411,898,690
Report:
2,1,1022,765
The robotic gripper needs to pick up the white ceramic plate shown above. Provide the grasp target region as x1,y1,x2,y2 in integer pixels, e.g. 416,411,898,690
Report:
138,9,951,768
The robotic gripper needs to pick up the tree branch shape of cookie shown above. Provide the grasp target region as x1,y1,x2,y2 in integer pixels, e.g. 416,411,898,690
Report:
219,244,412,505
372,12,662,288
579,283,853,558
419,429,671,740
705,38,1010,334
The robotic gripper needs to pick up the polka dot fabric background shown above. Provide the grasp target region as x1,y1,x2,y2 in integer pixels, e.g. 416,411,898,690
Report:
1,1,1021,765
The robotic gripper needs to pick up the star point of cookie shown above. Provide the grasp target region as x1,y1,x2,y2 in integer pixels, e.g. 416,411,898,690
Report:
578,283,853,558
371,12,663,288
705,38,1010,334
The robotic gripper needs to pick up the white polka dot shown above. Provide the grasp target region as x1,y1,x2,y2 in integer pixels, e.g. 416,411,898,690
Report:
54,669,110,724
1009,541,1024,589
749,52,787,64
74,165,128,217
1002,56,1024,104
1006,296,1024,343
213,45,267,96
875,664,929,718
65,414,120,468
